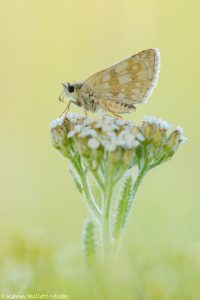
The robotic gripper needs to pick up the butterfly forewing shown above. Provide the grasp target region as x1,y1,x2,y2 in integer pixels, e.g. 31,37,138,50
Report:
84,49,160,110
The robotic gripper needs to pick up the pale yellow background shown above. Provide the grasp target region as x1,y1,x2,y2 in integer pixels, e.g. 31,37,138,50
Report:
0,0,199,256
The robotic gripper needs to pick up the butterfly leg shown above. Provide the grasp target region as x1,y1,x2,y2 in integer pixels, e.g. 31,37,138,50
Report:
60,100,80,118
110,112,123,119
83,106,88,118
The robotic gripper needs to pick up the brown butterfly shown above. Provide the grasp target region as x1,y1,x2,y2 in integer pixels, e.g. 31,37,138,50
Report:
59,48,160,117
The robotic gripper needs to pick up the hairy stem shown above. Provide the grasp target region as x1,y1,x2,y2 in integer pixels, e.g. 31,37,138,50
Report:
91,170,105,192
112,164,148,256
124,164,148,228
102,165,115,258
72,160,101,223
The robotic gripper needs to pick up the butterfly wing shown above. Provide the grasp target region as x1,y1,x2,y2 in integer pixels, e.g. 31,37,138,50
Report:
84,49,160,111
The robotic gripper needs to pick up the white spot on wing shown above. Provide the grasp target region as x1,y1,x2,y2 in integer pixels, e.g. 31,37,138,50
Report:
132,89,141,95
102,73,110,82
118,74,130,84
115,61,128,73
102,82,110,89
104,92,113,97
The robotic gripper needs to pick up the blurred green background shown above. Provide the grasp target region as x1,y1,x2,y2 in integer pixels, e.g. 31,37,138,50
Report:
0,0,199,298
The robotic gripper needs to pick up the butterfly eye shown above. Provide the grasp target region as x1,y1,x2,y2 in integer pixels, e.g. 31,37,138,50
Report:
67,83,75,93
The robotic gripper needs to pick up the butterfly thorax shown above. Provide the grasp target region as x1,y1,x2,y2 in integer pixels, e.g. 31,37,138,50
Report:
74,82,99,112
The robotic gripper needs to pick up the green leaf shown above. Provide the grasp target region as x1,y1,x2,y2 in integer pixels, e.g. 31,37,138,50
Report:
69,168,83,194
82,220,97,265
149,150,175,169
113,176,133,240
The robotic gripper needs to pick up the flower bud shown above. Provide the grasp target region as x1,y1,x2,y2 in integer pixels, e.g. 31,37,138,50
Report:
164,127,185,152
140,116,170,147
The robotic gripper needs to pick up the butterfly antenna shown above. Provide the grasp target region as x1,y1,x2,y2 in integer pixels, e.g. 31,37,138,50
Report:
58,90,65,102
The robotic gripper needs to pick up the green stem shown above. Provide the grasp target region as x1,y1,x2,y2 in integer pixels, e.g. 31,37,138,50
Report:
121,162,148,230
72,160,101,223
102,165,115,258
132,165,147,198
113,167,127,185
80,173,101,221
113,163,148,256
130,145,149,199
91,170,105,192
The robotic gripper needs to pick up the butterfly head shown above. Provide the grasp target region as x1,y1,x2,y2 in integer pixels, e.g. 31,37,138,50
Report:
59,82,84,102
58,83,74,101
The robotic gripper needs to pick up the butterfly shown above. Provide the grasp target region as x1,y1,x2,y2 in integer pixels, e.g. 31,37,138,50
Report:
59,48,160,117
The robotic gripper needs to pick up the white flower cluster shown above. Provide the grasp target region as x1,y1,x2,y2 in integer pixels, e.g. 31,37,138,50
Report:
49,113,81,130
50,113,187,156
66,114,142,152
143,116,171,130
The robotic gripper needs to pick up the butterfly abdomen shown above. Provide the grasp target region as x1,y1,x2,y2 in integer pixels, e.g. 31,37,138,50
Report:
98,98,136,114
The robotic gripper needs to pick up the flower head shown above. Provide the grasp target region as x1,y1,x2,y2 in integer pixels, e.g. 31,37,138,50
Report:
51,114,143,171
50,113,186,173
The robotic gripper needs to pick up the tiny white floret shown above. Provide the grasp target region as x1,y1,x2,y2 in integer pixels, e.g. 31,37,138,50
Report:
68,130,76,138
49,116,64,129
88,138,100,149
136,132,145,141
175,126,184,135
